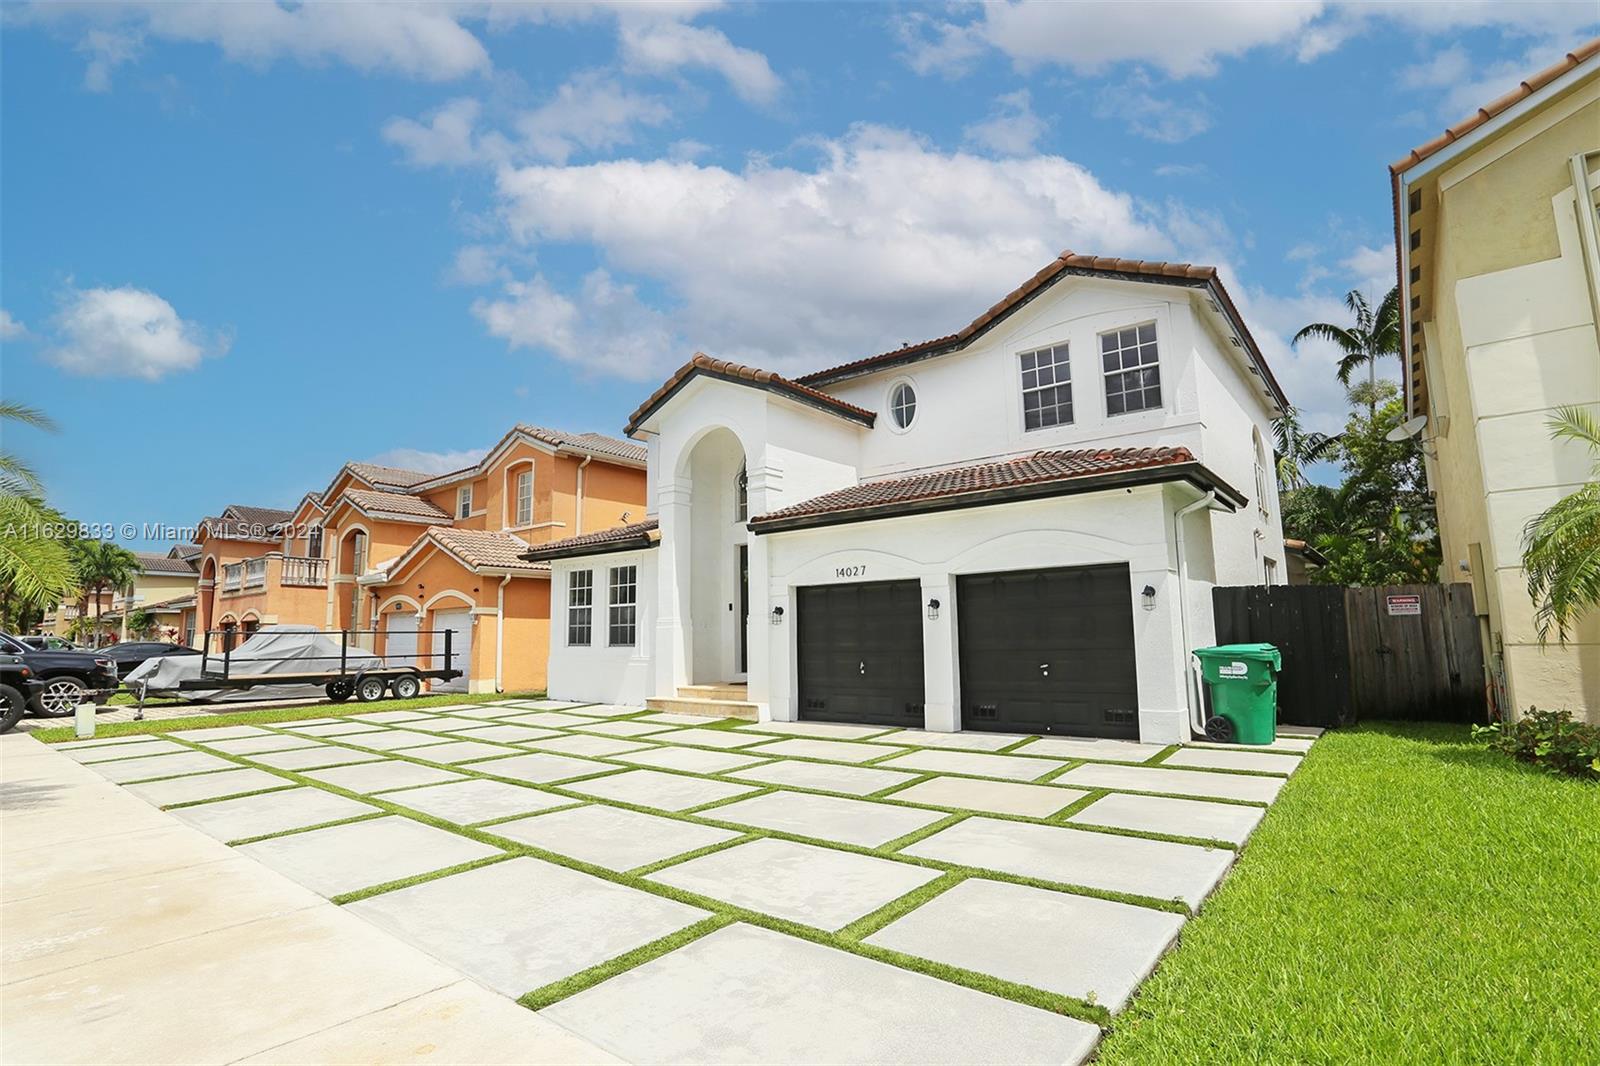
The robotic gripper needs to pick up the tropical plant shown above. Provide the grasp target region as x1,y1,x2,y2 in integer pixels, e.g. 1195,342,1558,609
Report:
124,609,159,640
1522,405,1600,645
69,539,139,647
1292,287,1401,417
0,402,77,613
1272,407,1341,491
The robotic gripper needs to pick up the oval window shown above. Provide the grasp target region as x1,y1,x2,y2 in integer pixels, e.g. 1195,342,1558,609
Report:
890,382,917,429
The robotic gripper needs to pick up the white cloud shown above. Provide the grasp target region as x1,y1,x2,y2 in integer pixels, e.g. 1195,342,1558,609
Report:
383,97,495,168
899,0,1598,81
76,27,142,92
472,270,681,382
45,285,228,381
515,73,672,163
365,446,488,475
1094,75,1212,143
963,90,1048,155
484,125,1170,379
0,309,30,341
617,15,781,104
1340,244,1396,294
445,244,510,287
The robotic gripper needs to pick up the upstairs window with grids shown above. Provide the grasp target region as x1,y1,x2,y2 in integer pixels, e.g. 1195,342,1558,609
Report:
567,569,593,646
1019,344,1072,431
607,565,638,646
514,468,533,526
1101,323,1162,415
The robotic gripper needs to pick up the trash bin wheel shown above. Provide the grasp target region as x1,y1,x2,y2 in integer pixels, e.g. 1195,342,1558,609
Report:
390,674,421,700
325,679,354,703
355,675,388,702
1204,715,1236,743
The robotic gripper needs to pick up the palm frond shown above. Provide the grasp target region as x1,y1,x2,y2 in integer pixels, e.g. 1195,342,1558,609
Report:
1336,351,1371,386
1292,321,1363,354
1523,482,1600,644
0,495,79,607
1546,404,1600,461
0,402,58,433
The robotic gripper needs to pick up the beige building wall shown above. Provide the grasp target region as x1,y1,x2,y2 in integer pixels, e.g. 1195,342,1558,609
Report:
1423,87,1600,720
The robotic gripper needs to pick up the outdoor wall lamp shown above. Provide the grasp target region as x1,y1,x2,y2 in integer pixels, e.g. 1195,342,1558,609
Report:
1141,585,1157,611
926,598,941,621
770,606,784,625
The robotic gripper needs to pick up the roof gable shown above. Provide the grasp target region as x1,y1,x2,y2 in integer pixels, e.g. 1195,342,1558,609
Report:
625,354,878,437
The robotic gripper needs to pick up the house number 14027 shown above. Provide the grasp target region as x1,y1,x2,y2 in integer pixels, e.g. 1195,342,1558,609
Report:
835,565,867,579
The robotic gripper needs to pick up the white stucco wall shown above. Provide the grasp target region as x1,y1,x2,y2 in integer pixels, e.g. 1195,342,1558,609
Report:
545,551,658,707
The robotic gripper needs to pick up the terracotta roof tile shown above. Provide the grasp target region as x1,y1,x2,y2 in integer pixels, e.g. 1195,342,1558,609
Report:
519,519,661,562
223,504,294,528
515,425,647,464
625,354,877,436
793,252,1281,408
134,552,199,575
1390,38,1600,175
427,527,548,572
200,515,281,543
751,447,1242,529
340,488,453,523
346,462,435,489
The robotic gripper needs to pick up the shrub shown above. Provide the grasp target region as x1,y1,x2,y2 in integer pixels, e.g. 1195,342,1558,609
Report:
1474,708,1600,781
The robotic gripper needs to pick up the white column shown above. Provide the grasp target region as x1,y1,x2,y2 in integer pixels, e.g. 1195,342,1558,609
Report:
921,577,958,732
654,479,693,698
744,458,778,720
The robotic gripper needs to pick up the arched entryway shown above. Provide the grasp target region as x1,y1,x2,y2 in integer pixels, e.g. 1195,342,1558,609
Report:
681,427,750,685
198,556,217,642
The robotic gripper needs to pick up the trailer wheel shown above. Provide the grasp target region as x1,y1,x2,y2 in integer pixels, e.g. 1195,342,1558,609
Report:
390,675,421,700
355,676,388,702
326,679,355,703
0,684,27,735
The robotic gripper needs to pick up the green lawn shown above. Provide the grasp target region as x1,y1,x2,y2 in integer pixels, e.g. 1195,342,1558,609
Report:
1096,721,1599,1065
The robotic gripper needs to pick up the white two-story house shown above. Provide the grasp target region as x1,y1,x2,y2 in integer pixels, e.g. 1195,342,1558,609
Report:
523,253,1289,744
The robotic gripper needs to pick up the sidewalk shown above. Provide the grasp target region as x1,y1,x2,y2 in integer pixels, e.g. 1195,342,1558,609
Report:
0,732,617,1065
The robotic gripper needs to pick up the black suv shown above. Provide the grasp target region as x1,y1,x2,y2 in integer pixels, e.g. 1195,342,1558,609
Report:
0,632,119,717
1,655,43,733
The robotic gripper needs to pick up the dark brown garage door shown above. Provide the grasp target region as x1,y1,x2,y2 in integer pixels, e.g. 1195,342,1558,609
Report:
797,580,925,727
957,564,1139,737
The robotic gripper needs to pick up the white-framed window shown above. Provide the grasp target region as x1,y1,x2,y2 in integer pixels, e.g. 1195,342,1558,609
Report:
514,469,533,526
1101,322,1161,415
889,380,917,430
735,463,748,523
350,531,368,575
306,524,323,559
456,484,473,519
1019,344,1072,431
567,569,593,646
1253,428,1271,521
607,565,637,646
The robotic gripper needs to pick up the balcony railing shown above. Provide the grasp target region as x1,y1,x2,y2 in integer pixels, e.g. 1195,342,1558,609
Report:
222,563,243,593
244,557,267,590
280,555,328,588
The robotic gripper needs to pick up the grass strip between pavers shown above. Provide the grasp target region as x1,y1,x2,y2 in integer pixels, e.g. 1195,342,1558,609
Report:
69,700,1283,1029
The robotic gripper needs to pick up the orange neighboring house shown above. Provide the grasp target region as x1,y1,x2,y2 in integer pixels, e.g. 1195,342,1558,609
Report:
191,427,647,695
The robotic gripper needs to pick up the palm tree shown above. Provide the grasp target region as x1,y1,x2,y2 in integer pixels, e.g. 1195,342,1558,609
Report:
1293,286,1401,417
1523,405,1600,645
1272,407,1341,490
0,402,77,615
70,539,139,647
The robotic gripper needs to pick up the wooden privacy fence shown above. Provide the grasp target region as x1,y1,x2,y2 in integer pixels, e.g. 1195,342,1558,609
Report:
1211,583,1487,728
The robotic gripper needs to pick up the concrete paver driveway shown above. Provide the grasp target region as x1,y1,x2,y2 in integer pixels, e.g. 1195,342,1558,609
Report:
4,699,1318,1064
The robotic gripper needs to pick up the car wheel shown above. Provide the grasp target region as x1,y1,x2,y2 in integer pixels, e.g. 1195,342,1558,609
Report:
390,675,421,700
355,676,387,702
325,679,355,703
31,677,87,718
0,684,26,734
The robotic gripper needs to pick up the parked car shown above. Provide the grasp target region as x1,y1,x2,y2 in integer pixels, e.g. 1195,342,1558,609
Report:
0,632,119,717
19,635,83,651
100,641,201,679
0,655,43,733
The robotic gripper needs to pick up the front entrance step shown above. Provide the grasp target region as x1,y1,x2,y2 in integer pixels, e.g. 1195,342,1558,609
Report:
677,684,748,702
645,696,759,721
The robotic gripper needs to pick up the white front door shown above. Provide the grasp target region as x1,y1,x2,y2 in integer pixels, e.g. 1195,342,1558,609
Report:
432,610,471,693
385,612,418,670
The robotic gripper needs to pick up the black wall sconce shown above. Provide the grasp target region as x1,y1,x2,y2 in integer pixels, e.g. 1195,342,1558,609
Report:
1141,584,1157,611
926,597,941,621
770,605,785,625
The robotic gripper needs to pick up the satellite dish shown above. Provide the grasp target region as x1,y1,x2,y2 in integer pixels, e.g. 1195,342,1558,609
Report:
1385,415,1428,443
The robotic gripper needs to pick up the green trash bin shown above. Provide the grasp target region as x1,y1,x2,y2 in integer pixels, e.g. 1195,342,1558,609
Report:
1193,644,1282,745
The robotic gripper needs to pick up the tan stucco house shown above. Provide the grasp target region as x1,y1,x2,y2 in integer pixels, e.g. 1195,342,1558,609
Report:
1390,39,1600,721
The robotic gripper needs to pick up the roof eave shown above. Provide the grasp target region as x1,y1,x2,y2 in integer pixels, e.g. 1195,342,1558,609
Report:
748,462,1245,535
624,366,876,438
520,534,660,563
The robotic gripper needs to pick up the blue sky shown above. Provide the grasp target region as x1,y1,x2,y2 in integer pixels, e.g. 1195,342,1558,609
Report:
3,1,1596,549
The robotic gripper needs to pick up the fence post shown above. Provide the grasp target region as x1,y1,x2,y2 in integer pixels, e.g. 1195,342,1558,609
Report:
445,629,453,675
340,630,348,676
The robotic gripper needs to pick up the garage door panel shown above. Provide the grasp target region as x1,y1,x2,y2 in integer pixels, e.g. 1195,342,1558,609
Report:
958,564,1139,739
431,610,472,694
798,580,924,727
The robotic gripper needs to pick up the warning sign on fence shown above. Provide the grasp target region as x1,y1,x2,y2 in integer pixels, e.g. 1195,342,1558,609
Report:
1386,594,1422,616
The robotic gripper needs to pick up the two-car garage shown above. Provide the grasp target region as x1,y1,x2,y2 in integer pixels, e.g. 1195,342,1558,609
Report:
794,564,1141,739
